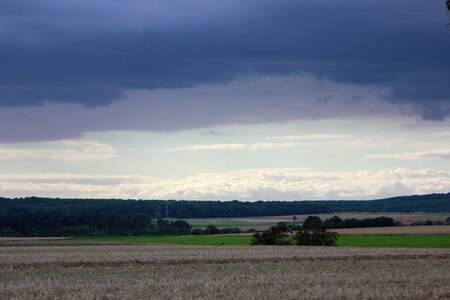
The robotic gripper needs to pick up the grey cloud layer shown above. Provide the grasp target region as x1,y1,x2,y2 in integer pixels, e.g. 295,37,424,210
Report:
0,75,403,142
0,0,449,136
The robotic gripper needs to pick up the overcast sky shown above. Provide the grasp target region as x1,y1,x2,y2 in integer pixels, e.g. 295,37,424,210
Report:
0,0,449,200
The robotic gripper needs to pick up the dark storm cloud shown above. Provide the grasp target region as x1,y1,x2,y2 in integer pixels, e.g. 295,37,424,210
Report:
0,75,408,142
0,0,449,117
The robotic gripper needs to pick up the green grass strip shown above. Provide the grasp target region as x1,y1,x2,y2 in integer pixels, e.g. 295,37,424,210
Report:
71,235,252,246
191,224,270,228
337,234,450,248
70,234,450,248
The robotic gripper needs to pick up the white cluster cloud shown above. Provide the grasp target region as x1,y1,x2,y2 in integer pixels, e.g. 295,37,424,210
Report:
0,141,116,161
0,168,448,200
366,149,450,160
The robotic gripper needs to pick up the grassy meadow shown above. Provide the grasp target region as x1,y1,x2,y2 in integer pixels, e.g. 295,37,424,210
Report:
71,235,251,246
70,232,450,248
336,234,450,248
333,225,450,235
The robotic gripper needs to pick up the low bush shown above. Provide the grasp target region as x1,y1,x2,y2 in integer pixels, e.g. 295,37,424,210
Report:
251,222,291,245
251,221,338,246
294,225,338,246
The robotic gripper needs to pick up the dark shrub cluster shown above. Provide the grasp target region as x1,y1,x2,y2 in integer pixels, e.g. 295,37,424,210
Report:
191,225,242,235
294,225,338,246
323,215,398,228
251,221,338,246
251,223,291,245
292,216,338,246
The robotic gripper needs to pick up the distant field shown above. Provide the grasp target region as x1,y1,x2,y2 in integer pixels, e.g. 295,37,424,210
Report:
191,223,271,228
184,213,450,230
335,212,450,215
334,225,450,235
337,235,450,248
1,244,449,299
70,233,450,248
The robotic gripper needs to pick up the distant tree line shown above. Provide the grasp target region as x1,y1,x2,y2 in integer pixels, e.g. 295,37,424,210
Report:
0,197,331,218
1,193,448,220
191,225,243,235
0,214,191,237
282,216,398,232
322,215,398,228
306,193,450,213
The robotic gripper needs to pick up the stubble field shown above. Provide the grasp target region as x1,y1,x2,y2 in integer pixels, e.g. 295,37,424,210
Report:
1,244,450,299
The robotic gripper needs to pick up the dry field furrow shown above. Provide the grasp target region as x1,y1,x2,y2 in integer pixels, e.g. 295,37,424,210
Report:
1,245,450,299
2,253,450,270
0,240,131,247
1,244,450,264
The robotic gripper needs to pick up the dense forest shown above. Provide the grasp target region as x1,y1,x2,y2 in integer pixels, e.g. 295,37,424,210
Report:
1,193,449,236
0,197,331,218
0,214,191,237
309,193,450,213
0,193,449,219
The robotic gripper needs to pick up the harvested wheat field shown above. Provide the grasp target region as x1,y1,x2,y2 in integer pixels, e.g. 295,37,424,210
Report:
1,244,450,299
